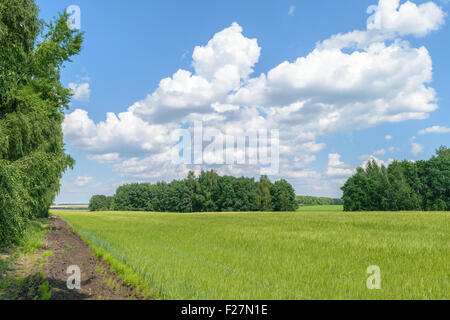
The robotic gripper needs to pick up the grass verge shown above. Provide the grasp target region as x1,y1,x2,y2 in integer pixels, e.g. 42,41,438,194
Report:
0,219,51,300
60,217,154,299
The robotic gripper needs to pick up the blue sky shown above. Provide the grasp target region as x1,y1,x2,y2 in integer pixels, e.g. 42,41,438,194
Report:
36,0,450,203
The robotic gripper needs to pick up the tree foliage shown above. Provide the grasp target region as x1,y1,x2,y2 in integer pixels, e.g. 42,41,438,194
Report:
271,179,297,212
0,0,83,246
341,146,449,211
88,195,114,212
89,171,298,213
296,195,343,206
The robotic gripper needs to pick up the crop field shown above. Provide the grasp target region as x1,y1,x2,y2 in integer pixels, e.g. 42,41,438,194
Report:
54,210,449,300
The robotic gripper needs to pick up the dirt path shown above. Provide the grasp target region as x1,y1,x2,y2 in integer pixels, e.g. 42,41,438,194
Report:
4,216,144,300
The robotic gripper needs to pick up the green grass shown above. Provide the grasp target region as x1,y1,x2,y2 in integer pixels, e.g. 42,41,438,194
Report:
0,219,48,300
0,219,47,269
16,219,48,254
37,279,52,300
55,210,449,300
297,205,343,212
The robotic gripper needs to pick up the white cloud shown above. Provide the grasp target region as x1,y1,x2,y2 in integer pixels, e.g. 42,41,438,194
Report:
418,125,450,134
326,154,355,177
192,22,260,80
86,153,121,163
57,177,127,203
411,142,424,155
254,40,437,127
62,1,445,190
281,168,320,179
327,167,355,177
124,23,261,124
211,102,240,113
113,151,184,180
367,0,445,37
332,178,348,185
69,82,91,101
373,148,387,155
360,154,394,168
63,109,175,156
181,49,190,60
385,134,393,140
74,176,93,187
288,5,296,16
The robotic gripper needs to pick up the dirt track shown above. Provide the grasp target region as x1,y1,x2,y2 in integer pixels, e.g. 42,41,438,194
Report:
6,216,145,300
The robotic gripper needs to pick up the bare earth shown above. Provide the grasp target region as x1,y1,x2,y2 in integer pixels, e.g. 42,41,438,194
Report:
4,216,145,300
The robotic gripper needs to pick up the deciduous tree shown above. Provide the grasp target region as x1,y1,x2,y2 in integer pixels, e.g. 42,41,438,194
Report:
0,0,83,245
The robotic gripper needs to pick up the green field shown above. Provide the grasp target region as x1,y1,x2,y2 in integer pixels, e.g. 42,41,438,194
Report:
297,205,343,212
54,210,449,300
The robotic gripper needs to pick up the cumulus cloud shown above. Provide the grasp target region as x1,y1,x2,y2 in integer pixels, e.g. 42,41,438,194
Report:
62,0,445,186
418,125,450,134
113,150,185,180
63,109,175,157
124,23,261,125
385,134,393,140
326,154,355,177
69,82,91,101
367,0,445,37
411,142,424,155
192,22,260,80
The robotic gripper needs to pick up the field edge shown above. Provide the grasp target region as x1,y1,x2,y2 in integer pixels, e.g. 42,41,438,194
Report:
56,214,158,300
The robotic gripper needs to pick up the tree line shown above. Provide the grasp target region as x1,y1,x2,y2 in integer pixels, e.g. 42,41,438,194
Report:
89,171,298,212
0,0,82,246
296,196,343,206
341,146,449,211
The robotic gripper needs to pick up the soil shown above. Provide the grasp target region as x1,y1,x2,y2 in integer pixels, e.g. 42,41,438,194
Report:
4,216,146,300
